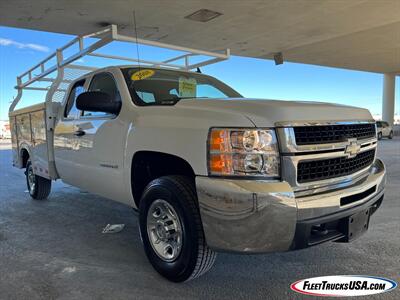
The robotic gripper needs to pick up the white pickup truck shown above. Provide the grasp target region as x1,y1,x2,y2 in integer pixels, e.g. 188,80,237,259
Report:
9,27,386,282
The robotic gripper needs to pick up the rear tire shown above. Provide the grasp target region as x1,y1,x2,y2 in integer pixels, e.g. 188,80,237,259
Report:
26,160,51,200
139,175,216,282
388,131,393,139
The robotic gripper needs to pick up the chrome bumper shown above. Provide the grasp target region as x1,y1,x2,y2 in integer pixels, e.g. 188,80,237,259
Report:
196,158,386,253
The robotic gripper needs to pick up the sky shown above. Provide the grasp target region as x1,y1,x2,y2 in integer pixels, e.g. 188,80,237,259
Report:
0,25,399,121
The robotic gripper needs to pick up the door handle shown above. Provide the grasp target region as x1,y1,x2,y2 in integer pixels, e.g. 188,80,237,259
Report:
74,129,86,137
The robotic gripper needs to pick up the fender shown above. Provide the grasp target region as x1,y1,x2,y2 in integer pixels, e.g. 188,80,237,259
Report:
17,143,32,169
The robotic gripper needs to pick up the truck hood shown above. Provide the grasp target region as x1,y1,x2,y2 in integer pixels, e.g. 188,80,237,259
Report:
176,98,373,127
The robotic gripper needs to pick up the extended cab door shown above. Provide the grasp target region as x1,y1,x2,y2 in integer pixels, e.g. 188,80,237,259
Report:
71,72,127,202
54,79,86,185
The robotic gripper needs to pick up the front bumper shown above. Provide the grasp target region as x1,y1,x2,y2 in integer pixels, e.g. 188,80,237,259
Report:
196,158,386,253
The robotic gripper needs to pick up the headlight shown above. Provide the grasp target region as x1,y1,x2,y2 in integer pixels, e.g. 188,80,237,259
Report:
208,128,280,178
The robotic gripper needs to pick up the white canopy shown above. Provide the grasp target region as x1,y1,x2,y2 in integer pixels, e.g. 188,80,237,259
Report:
1,0,399,74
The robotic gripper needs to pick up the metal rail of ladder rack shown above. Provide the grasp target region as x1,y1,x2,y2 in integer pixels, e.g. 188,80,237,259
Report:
9,24,230,112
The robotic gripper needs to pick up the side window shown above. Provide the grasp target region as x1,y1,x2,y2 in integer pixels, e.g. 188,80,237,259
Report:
83,73,119,117
65,80,86,118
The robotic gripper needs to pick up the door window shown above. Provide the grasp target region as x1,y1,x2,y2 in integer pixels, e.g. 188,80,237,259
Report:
83,73,120,117
65,80,86,118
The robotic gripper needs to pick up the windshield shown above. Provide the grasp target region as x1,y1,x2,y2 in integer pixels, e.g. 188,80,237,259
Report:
122,67,242,105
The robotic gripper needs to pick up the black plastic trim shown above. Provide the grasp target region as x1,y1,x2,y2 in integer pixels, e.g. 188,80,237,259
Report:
341,185,376,206
291,194,383,250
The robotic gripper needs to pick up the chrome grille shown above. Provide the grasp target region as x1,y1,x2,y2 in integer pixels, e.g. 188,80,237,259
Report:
293,123,376,145
297,149,375,183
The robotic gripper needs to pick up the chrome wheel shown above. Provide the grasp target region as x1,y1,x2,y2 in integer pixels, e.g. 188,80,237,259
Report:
146,199,183,262
27,164,36,194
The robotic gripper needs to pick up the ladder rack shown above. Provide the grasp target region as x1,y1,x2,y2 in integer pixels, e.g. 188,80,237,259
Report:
9,24,230,112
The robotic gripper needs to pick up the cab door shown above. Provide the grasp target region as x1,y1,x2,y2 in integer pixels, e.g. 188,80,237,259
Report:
54,79,86,185
72,72,127,202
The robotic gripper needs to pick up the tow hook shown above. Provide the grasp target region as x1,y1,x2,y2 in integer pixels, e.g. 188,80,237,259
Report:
311,225,329,236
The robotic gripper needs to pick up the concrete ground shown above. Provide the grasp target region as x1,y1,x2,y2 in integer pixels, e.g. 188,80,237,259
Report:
0,138,399,300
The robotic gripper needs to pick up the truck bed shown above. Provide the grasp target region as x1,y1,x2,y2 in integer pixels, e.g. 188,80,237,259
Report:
9,102,59,179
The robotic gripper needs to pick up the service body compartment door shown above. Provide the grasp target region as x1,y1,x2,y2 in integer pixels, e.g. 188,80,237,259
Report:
30,109,50,178
9,115,19,166
10,102,53,179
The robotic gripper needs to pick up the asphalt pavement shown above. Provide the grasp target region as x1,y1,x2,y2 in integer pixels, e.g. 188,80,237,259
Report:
0,138,399,299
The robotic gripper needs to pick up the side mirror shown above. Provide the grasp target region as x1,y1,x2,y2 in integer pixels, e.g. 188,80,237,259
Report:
76,91,121,115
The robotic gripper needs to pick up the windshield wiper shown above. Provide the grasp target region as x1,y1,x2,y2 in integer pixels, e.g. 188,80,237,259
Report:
160,97,209,105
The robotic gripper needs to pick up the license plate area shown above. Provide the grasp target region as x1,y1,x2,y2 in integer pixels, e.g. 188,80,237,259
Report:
343,209,370,241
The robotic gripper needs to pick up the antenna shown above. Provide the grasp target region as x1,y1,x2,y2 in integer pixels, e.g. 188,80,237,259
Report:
132,10,141,70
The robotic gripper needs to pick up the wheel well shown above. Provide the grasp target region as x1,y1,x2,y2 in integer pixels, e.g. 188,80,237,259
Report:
21,148,29,168
131,151,196,207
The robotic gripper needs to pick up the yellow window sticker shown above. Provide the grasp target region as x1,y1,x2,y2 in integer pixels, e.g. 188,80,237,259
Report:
179,77,197,98
131,69,155,81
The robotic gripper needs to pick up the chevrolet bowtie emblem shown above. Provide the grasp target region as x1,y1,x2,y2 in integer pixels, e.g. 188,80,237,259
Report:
344,138,361,158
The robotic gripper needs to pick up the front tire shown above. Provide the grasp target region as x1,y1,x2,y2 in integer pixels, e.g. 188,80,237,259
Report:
139,176,216,282
26,160,51,200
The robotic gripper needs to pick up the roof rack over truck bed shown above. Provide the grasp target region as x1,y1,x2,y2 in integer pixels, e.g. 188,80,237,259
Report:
9,24,230,113
8,24,230,180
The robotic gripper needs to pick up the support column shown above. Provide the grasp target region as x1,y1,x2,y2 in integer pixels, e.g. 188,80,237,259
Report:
382,73,395,126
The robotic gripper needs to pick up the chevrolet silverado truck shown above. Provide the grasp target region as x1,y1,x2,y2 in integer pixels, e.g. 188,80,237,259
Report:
9,27,386,282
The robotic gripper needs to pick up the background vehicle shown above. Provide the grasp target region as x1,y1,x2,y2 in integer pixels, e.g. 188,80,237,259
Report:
0,121,11,139
8,26,386,282
376,121,393,139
